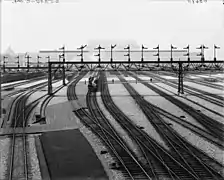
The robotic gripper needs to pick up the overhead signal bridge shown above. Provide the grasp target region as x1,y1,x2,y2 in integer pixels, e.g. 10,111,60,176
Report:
1,44,223,96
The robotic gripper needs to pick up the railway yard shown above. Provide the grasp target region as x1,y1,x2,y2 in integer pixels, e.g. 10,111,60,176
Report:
0,67,224,180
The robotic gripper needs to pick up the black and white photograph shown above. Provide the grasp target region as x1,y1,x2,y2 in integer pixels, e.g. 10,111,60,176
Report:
0,0,224,179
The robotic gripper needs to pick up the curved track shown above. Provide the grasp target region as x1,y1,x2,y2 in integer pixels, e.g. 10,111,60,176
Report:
67,71,152,179
116,72,224,179
86,87,152,179
142,71,224,107
128,71,224,142
158,71,223,90
100,71,224,180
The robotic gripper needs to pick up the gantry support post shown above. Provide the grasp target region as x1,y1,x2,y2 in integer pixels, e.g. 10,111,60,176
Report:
94,45,105,68
3,56,7,73
63,48,66,85
48,62,52,95
16,55,20,71
124,45,131,68
141,45,148,67
59,46,66,86
214,44,220,62
178,62,184,94
153,45,160,67
171,44,177,63
110,44,116,69
25,55,31,72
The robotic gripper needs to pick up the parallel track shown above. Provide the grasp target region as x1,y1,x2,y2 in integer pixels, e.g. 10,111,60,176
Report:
117,72,224,179
86,87,152,179
129,71,224,142
100,71,214,180
142,71,224,107
1,76,47,91
8,92,29,180
5,77,67,179
157,71,223,90
67,71,152,179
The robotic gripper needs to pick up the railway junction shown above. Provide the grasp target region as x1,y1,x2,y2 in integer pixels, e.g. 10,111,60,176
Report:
0,45,224,180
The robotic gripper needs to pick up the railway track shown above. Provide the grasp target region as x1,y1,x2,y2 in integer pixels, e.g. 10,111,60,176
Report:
152,81,224,118
156,71,223,90
86,84,152,179
39,71,79,119
149,103,224,149
7,92,30,180
1,75,47,91
67,72,152,179
142,71,224,107
100,71,219,180
1,79,63,128
128,71,224,142
116,72,224,179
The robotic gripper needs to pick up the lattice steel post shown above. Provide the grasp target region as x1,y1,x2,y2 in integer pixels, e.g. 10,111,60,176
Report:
178,62,184,94
214,44,220,62
3,56,8,73
25,55,31,72
110,44,116,62
48,62,52,95
171,44,177,62
16,55,20,71
59,46,66,86
141,45,148,66
124,45,131,63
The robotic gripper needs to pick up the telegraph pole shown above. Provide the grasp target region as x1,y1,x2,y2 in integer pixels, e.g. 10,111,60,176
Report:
46,56,50,63
214,44,220,61
37,55,41,70
25,54,31,72
16,55,20,71
197,44,208,62
3,56,8,73
94,45,105,62
141,44,148,62
48,62,52,95
202,44,208,61
59,45,66,85
110,44,116,62
171,44,177,62
94,45,105,67
124,45,131,63
178,61,184,94
77,45,87,63
183,45,190,62
153,45,160,66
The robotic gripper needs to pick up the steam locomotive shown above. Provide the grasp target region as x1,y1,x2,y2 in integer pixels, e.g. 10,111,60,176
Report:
88,75,99,92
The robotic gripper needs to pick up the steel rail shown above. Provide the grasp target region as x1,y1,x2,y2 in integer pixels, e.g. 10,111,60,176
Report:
100,71,200,180
131,71,224,141
86,89,152,179
118,72,224,179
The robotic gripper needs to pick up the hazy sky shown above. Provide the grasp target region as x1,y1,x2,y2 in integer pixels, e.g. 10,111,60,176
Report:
1,0,224,59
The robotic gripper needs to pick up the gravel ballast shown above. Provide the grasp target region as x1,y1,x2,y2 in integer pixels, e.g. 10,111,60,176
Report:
108,83,168,149
0,137,10,180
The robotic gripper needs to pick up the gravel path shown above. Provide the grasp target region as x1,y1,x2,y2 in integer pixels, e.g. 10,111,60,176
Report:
0,137,10,180
27,135,42,180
